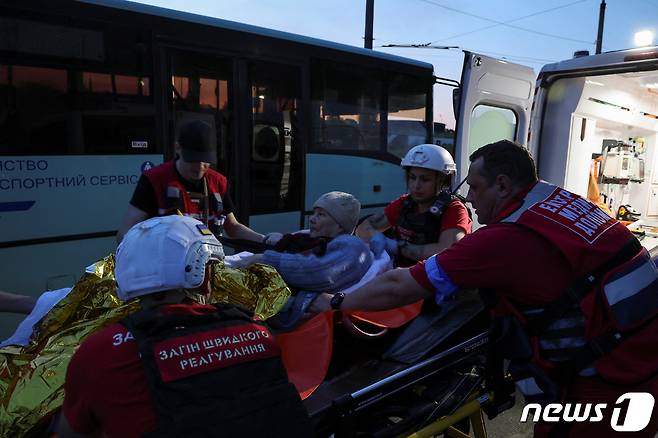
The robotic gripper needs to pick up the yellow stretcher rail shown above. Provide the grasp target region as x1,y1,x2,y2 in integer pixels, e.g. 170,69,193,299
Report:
405,392,493,438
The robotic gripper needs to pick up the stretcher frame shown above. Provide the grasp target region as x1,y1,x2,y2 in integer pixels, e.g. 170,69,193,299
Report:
307,328,515,437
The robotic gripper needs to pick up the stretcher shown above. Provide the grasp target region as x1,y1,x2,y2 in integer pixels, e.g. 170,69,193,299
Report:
219,237,517,437
299,293,515,437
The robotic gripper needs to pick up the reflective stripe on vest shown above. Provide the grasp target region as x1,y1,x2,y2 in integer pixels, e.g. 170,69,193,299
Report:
495,181,658,385
602,249,658,330
502,182,556,224
508,361,562,404
502,181,656,335
522,305,587,364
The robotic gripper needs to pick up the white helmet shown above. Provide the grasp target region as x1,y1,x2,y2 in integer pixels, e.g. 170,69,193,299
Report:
400,144,456,175
115,215,224,301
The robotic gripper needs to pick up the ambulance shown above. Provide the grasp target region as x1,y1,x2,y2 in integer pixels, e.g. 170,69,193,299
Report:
453,47,658,252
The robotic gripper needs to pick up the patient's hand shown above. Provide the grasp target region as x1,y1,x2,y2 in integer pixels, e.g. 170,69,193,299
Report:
370,232,398,257
263,232,284,246
230,254,264,269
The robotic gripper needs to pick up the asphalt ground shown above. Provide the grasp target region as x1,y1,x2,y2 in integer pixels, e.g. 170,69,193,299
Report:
483,392,534,437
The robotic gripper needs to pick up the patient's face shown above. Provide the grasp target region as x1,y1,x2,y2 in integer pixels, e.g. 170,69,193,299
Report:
309,207,342,238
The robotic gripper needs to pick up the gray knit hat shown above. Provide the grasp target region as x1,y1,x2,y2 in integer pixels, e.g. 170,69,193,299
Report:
313,191,361,233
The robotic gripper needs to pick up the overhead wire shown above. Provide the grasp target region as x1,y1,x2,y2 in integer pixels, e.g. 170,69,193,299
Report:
375,0,589,47
376,0,588,48
416,0,596,45
377,1,592,69
431,0,591,43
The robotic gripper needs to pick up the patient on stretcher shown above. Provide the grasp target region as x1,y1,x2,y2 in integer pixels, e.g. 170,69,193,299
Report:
227,191,385,329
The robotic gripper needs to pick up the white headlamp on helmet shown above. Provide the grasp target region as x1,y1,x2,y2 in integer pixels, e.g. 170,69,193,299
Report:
115,215,224,301
401,144,456,174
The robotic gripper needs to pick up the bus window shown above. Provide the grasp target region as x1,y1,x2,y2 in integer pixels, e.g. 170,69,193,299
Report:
199,78,219,109
82,113,155,155
434,122,456,158
172,76,190,100
77,71,154,155
0,68,154,156
115,75,150,97
219,80,229,111
77,70,155,155
0,65,69,155
82,72,113,94
174,75,227,111
468,104,517,154
249,62,302,214
13,65,67,92
387,120,426,158
311,61,383,152
387,74,428,158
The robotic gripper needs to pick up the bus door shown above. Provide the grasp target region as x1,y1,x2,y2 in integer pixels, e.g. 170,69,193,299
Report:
168,50,244,238
453,52,535,195
168,50,232,175
167,50,303,235
243,60,304,234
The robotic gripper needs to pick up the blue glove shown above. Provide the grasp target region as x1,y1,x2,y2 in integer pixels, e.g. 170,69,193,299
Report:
370,232,398,257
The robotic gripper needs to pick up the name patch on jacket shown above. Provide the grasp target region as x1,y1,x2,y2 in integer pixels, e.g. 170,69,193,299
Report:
530,189,616,243
153,323,279,382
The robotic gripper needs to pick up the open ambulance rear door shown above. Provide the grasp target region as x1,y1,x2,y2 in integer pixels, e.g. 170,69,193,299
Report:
524,47,658,253
453,52,536,188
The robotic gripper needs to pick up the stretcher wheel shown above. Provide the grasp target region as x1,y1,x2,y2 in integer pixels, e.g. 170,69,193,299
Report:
340,313,389,339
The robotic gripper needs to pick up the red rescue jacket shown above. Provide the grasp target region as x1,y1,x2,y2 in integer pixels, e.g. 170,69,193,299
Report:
500,181,658,385
145,160,228,228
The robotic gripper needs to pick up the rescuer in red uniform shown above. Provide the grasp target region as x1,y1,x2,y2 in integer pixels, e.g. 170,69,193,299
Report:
117,120,275,245
60,215,311,438
357,144,471,267
313,140,658,437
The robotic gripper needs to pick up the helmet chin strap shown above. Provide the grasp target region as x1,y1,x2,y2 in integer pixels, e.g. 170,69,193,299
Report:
452,175,469,194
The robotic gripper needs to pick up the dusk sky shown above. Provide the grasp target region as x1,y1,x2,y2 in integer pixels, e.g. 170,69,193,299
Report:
132,0,658,127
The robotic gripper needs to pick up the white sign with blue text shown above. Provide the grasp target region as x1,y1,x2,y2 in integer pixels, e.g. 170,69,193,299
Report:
0,155,163,242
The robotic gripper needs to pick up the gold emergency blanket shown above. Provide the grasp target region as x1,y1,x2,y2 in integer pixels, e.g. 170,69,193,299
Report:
0,256,290,437
209,262,291,320
0,255,134,437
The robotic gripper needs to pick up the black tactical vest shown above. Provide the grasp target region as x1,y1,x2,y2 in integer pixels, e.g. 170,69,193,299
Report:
121,304,313,438
396,197,443,246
